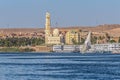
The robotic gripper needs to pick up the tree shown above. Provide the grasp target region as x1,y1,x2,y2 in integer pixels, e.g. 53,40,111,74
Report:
91,36,97,44
80,38,85,44
105,33,110,42
109,40,116,43
0,37,45,47
72,38,77,45
119,37,120,43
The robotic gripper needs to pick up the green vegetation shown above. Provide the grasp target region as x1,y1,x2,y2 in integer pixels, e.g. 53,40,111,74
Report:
80,38,85,44
91,36,97,44
72,38,78,45
119,37,120,43
0,47,20,52
0,47,35,52
0,37,45,47
109,40,116,43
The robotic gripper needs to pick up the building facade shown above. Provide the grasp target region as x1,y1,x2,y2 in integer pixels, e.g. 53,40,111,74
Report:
65,30,79,44
45,12,63,45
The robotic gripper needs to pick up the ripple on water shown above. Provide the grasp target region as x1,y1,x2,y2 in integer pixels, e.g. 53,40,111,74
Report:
0,53,120,80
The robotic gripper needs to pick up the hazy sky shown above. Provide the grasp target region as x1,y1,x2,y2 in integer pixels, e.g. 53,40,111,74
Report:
0,0,120,28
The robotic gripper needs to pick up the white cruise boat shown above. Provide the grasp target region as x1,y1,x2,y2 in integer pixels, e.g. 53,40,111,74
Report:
94,43,120,54
53,45,80,53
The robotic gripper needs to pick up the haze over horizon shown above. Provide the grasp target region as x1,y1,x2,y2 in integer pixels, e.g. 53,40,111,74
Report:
0,0,120,28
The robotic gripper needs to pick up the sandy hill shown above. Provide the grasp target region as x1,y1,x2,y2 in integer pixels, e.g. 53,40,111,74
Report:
105,28,120,32
0,24,120,34
104,28,120,36
0,28,44,34
79,24,120,32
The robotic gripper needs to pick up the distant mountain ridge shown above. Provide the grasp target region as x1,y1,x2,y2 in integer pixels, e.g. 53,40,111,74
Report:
0,24,120,33
57,24,120,32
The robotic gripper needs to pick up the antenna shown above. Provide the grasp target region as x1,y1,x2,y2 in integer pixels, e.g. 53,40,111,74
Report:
55,22,58,28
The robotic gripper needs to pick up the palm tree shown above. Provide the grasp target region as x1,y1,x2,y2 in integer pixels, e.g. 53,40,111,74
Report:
119,37,120,43
105,33,110,42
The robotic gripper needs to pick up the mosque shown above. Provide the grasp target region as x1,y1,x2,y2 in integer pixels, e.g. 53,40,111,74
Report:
45,12,63,45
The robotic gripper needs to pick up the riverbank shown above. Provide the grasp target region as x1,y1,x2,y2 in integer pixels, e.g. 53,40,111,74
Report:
0,46,53,52
0,47,35,52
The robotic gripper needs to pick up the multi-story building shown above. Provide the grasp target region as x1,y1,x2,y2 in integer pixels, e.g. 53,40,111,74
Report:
65,30,79,44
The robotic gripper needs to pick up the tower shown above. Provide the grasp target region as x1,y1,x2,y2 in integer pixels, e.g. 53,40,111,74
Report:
45,12,51,44
45,12,50,32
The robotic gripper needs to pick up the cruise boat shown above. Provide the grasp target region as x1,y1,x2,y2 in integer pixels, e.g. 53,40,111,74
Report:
94,43,120,54
80,32,113,54
53,45,80,53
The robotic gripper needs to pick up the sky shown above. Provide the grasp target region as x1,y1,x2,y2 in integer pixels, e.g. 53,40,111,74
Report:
0,0,120,28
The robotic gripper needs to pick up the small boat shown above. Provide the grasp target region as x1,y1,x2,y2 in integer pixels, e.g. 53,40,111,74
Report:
81,32,92,54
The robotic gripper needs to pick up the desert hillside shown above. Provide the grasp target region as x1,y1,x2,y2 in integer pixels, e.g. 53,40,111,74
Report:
104,28,120,37
79,24,120,32
0,24,120,34
0,28,44,34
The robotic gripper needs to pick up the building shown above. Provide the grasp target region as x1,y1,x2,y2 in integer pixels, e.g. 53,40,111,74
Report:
45,12,63,45
65,30,79,44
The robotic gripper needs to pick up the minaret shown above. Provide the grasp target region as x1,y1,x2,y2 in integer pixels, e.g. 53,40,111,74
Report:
45,12,51,31
45,12,51,44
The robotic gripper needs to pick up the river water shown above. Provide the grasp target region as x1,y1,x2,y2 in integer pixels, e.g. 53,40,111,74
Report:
0,52,120,80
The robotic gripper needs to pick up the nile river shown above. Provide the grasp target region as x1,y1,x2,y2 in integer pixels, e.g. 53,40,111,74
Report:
0,52,120,80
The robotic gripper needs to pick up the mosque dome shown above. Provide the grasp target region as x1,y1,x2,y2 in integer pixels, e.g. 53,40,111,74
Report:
53,28,59,36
